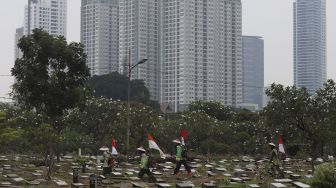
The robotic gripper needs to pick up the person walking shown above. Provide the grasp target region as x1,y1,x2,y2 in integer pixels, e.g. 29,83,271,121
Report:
269,143,284,178
100,146,112,176
173,139,192,177
137,147,156,183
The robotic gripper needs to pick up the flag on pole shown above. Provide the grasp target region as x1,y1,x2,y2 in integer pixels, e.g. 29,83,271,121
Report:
147,133,165,158
111,138,118,155
278,135,285,154
180,129,188,145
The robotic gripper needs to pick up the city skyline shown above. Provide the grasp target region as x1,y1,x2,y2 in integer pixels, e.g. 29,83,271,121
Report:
1,0,336,99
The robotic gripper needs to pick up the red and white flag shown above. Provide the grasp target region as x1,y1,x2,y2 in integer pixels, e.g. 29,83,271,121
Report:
148,133,165,158
111,138,118,155
180,129,188,146
278,135,285,154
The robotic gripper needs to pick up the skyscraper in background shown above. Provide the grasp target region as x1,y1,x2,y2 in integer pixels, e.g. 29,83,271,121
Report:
293,0,326,94
242,36,264,109
15,0,67,60
14,27,24,59
119,0,161,101
24,0,67,36
81,0,119,76
160,0,242,111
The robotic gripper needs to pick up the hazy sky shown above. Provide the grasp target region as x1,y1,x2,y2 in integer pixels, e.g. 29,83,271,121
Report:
0,0,335,99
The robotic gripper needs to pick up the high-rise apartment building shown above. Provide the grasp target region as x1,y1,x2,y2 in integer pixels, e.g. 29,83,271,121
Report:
15,27,24,60
294,0,326,94
81,0,119,76
24,0,67,36
119,0,161,101
15,0,67,60
160,0,242,111
242,36,264,109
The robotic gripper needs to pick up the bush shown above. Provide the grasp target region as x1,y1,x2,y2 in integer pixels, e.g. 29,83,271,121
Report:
308,162,336,188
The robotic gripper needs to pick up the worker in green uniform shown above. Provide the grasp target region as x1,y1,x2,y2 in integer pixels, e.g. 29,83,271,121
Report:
269,143,284,178
137,147,156,182
173,139,192,177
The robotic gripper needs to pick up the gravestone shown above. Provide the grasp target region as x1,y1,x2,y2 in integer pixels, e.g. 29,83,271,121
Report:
55,181,69,187
152,171,163,175
207,171,217,176
126,171,134,175
26,180,40,185
6,174,18,178
230,177,243,183
73,168,79,183
71,183,85,188
248,184,261,188
292,182,310,188
176,182,194,188
214,167,227,172
32,172,42,177
274,179,293,183
202,183,215,188
13,177,25,182
155,178,165,183
97,176,103,187
205,164,214,168
290,174,301,180
157,183,172,188
304,175,313,179
270,183,287,188
112,172,123,177
89,174,96,188
0,182,11,186
131,182,148,187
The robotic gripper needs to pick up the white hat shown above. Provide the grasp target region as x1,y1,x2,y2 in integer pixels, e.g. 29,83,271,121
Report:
268,143,276,147
137,147,146,152
172,139,181,144
99,145,109,151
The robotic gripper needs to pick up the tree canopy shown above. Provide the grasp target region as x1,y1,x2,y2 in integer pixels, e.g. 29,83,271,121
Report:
12,28,90,120
89,72,147,102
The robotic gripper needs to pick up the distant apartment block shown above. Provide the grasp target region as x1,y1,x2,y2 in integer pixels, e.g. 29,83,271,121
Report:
81,0,119,76
15,0,67,60
119,0,161,101
294,0,326,94
24,0,67,36
160,0,243,111
242,36,264,109
15,27,24,60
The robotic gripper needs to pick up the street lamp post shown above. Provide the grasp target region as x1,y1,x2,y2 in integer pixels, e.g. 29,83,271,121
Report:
126,48,147,160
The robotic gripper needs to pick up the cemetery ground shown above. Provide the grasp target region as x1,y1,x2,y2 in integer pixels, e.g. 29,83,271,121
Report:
0,154,327,188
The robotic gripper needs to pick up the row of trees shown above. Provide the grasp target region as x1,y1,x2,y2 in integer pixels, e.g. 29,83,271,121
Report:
1,29,336,178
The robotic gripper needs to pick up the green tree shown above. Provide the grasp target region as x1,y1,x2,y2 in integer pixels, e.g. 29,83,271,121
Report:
88,72,159,109
263,80,336,173
11,29,90,179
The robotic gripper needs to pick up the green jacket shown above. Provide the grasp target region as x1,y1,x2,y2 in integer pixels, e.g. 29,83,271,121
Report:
176,145,183,161
140,153,149,169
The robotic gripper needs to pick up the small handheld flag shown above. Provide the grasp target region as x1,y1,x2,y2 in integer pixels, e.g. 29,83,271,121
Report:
180,129,188,145
111,138,118,155
148,133,165,158
278,135,285,154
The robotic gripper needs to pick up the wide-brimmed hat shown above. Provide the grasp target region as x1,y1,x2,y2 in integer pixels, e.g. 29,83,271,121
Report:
99,145,109,151
172,139,181,144
137,147,146,152
268,143,276,147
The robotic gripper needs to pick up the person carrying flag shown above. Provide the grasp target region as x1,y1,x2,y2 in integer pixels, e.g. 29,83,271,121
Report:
268,143,284,178
173,139,192,177
137,147,157,183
